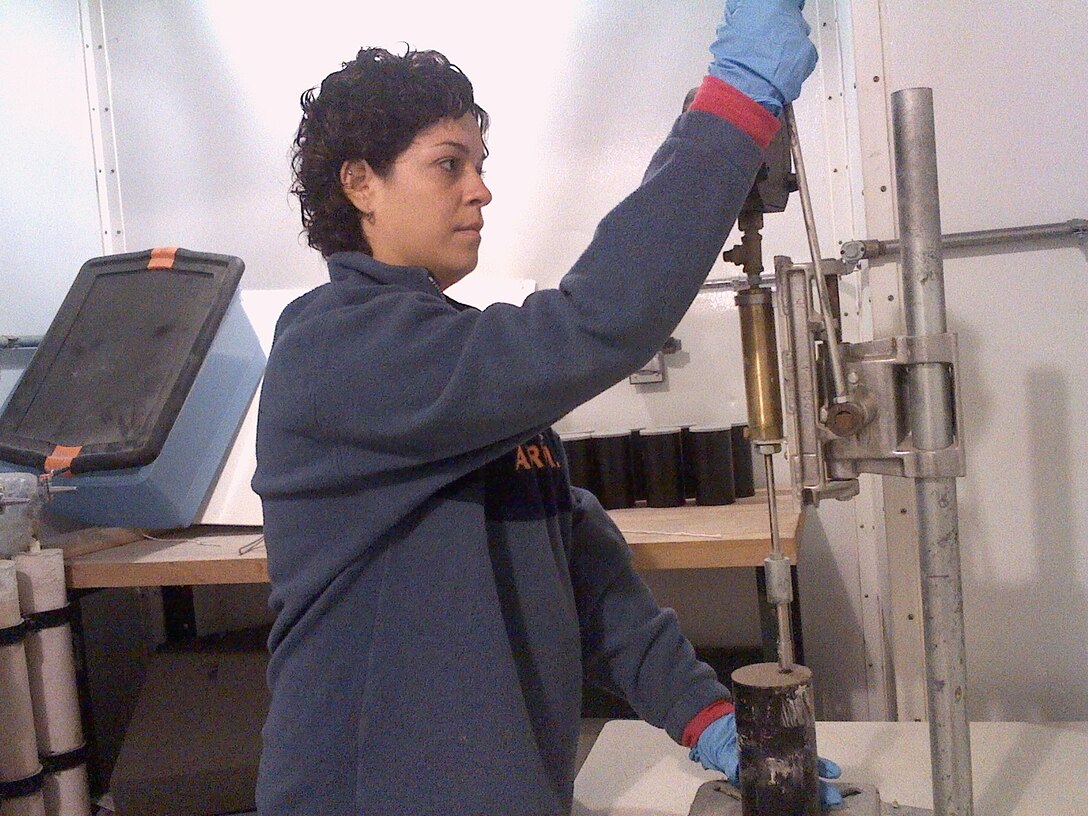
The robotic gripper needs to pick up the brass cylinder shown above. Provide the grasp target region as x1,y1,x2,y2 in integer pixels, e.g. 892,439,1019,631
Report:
735,287,784,446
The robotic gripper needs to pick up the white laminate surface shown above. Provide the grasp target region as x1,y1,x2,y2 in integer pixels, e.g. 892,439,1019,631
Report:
573,719,1088,815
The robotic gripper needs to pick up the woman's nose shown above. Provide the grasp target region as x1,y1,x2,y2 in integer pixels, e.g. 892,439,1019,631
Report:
468,170,492,206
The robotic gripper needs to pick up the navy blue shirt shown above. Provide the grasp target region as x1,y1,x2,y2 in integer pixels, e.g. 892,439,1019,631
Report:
253,108,763,814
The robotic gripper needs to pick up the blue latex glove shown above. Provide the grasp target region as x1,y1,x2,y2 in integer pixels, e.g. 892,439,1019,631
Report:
708,0,819,115
689,712,845,808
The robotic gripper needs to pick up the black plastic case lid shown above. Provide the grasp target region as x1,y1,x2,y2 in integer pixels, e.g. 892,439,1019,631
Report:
0,248,244,474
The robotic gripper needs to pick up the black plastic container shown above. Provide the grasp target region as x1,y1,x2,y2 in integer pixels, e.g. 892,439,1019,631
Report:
689,425,736,506
731,423,756,498
593,431,636,509
640,427,686,508
0,248,244,473
559,432,597,495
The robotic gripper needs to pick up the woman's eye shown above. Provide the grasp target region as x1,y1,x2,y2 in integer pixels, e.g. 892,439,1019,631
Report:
439,158,459,172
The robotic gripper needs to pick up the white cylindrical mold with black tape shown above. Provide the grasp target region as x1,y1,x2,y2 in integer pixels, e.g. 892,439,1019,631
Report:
14,550,91,816
0,559,46,816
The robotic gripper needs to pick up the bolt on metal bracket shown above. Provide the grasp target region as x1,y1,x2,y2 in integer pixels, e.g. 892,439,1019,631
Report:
827,333,966,480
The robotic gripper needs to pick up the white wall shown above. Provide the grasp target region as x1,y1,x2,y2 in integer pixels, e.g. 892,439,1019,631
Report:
0,0,103,335
867,0,1088,721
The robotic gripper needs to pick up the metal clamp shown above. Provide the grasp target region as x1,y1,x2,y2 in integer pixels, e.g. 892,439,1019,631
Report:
775,256,966,504
775,256,861,505
826,334,966,479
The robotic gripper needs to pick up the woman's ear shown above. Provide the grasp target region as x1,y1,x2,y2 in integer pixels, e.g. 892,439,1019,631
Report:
340,159,374,212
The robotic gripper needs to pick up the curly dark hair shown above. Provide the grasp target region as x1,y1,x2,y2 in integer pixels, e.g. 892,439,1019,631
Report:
291,47,490,257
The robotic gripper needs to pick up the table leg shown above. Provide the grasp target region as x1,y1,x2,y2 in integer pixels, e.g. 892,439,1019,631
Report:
161,585,197,642
69,588,104,796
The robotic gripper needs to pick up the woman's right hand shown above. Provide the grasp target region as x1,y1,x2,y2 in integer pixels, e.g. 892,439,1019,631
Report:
707,0,819,115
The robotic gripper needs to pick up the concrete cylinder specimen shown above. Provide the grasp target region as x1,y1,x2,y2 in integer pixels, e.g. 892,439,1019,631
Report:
14,550,91,816
0,560,46,816
731,662,819,816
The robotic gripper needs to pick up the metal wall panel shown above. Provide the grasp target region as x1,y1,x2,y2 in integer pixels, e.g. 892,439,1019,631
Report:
875,0,1088,721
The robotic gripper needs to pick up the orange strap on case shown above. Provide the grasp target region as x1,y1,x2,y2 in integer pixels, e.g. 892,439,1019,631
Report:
147,247,179,270
44,445,82,472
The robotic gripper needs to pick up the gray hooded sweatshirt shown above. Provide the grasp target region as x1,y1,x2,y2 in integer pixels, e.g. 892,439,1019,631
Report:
253,102,765,814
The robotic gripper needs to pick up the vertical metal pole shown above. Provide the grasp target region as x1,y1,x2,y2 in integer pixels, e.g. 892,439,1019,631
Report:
892,88,973,816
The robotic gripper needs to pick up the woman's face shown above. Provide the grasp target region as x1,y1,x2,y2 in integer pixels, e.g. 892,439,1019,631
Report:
342,113,491,289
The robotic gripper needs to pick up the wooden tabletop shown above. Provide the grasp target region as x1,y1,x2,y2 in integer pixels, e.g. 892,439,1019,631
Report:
610,491,801,571
61,490,802,589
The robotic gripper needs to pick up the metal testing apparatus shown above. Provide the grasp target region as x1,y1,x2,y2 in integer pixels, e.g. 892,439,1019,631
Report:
694,87,1088,816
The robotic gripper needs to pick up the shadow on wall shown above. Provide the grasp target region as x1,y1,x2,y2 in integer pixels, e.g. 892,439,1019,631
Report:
992,365,1086,719
953,277,1088,720
796,505,869,721
513,2,712,286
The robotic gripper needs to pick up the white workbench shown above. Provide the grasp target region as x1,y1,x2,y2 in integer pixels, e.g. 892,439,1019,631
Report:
573,719,1088,815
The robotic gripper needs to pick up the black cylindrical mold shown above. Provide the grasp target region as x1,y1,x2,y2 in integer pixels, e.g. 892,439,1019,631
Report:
640,427,685,508
593,431,636,509
731,663,820,816
680,426,697,500
559,432,597,495
630,429,647,502
689,425,735,506
731,423,756,498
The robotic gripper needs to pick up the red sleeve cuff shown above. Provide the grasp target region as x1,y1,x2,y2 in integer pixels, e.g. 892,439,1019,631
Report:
688,75,781,150
681,698,736,748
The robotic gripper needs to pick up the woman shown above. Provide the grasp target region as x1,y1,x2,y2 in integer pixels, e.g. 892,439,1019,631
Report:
253,2,837,813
